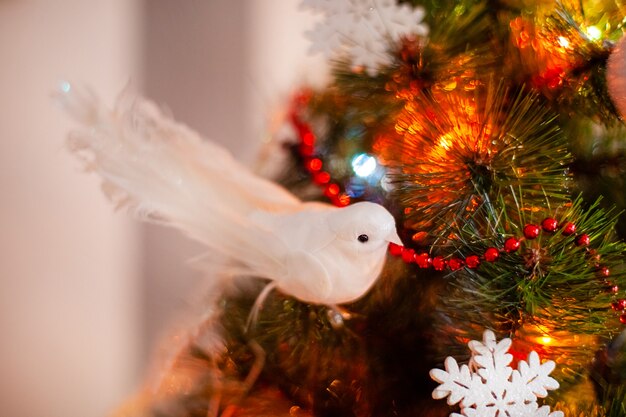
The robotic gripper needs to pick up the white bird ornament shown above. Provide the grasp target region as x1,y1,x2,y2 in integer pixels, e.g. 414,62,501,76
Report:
57,84,402,311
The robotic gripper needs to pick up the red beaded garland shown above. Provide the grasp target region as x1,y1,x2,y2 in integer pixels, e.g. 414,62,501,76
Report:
387,218,625,325
541,218,558,233
484,247,500,262
504,237,521,253
291,96,353,208
389,242,404,257
306,158,323,172
612,299,626,311
415,253,432,269
562,222,576,236
402,248,416,263
523,224,541,239
313,171,331,185
324,183,340,197
301,131,315,146
432,256,446,271
448,258,464,271
465,255,480,269
332,194,350,207
575,234,590,247
300,144,314,157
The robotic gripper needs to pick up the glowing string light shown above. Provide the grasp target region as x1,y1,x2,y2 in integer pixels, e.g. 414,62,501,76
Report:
538,336,553,346
351,153,378,178
557,36,570,48
585,25,602,41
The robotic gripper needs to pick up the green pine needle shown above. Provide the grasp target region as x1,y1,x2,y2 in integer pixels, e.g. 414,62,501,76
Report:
388,83,572,240
438,192,626,386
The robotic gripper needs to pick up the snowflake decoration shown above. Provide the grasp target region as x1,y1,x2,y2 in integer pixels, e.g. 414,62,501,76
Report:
301,0,429,76
430,330,564,417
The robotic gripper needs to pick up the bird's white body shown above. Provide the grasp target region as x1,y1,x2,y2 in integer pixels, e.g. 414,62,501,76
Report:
251,201,396,304
57,85,401,306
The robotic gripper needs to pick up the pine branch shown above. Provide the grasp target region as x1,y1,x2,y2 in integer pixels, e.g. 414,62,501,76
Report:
386,82,571,242
504,0,625,121
435,192,626,392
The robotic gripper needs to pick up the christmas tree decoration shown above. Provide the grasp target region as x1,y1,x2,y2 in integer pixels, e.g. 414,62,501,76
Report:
434,196,626,389
506,1,625,121
302,0,429,76
541,218,559,233
430,329,563,417
282,87,402,207
59,0,626,415
288,91,388,207
384,84,571,238
384,0,498,99
57,84,402,309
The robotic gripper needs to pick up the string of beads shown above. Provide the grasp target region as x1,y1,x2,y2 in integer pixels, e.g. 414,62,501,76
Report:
388,219,626,323
288,93,625,324
289,92,351,207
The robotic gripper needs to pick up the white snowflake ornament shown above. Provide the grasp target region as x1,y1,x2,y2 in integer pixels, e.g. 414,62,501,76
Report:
301,0,429,76
430,330,564,417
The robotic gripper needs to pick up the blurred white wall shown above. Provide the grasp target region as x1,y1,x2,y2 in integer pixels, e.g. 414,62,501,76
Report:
0,1,323,416
0,1,142,416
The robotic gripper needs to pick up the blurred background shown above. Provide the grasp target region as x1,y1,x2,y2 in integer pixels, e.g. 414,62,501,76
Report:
0,1,324,416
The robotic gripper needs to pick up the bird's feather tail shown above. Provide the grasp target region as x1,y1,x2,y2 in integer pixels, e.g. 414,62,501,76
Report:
56,84,291,278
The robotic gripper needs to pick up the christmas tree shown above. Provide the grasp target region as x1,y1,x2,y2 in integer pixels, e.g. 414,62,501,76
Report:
100,0,626,416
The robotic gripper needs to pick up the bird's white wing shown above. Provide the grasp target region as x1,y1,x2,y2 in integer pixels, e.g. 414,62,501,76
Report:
279,249,332,303
57,84,301,215
56,84,297,279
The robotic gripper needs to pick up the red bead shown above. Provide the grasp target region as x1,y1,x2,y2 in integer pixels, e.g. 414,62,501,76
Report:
335,194,351,207
448,258,464,271
301,131,315,146
402,248,416,263
465,255,480,269
313,171,331,184
575,234,590,246
484,247,500,262
388,243,404,257
415,253,432,269
541,218,559,233
612,299,626,311
432,256,446,271
306,158,323,172
612,285,620,293
330,193,350,207
523,224,541,239
504,237,521,253
620,313,626,324
324,183,340,197
562,222,576,236
598,266,610,277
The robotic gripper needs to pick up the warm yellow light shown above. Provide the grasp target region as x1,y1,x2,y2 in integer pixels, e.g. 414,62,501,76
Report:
557,36,570,48
538,336,553,346
585,25,602,41
437,134,453,151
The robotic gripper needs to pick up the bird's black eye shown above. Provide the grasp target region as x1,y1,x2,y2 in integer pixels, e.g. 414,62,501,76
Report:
357,234,369,243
